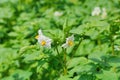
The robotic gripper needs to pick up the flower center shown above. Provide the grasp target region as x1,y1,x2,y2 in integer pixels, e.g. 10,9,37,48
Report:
68,40,73,46
41,40,46,46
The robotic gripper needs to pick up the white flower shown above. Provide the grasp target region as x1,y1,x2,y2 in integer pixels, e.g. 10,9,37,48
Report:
35,29,52,48
91,7,101,16
35,29,43,39
38,29,43,35
91,7,107,18
54,11,63,17
62,35,74,48
101,8,107,19
38,35,52,48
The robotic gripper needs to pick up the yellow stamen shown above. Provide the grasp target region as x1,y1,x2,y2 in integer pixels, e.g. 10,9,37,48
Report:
68,40,73,46
35,35,39,39
41,40,46,46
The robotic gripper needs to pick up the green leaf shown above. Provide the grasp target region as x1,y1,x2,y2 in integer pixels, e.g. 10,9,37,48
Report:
96,70,119,80
58,75,73,80
107,56,120,67
67,57,88,69
2,69,32,80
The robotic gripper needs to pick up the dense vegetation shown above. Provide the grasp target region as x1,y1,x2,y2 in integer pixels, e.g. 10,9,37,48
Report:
0,0,120,80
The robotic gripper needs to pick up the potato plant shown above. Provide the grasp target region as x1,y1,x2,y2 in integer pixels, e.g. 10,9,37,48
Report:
0,0,120,80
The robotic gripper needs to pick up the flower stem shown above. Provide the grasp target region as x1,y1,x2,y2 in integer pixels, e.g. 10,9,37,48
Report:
111,35,115,56
56,46,60,56
55,47,64,70
111,40,115,55
97,38,102,50
63,48,67,75
70,37,83,58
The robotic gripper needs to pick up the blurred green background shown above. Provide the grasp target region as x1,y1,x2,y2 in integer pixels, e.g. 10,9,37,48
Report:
0,0,120,80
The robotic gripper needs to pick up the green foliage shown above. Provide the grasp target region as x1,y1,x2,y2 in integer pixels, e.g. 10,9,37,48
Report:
0,0,120,80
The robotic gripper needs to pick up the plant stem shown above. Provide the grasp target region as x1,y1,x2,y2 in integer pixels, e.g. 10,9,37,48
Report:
63,48,67,75
111,35,115,56
111,40,115,55
56,47,63,64
56,46,60,56
70,37,83,58
55,47,64,70
97,37,102,51
56,46,68,75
